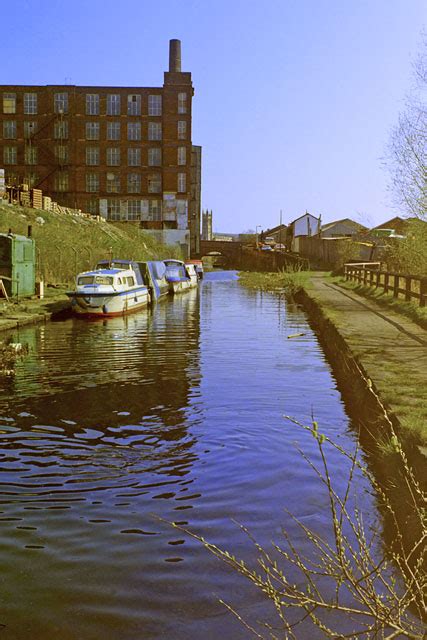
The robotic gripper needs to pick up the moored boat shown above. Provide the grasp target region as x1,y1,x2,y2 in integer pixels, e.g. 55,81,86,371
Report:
66,262,150,317
186,259,204,279
164,259,198,294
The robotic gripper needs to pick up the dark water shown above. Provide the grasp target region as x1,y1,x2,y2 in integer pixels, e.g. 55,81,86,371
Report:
0,272,378,639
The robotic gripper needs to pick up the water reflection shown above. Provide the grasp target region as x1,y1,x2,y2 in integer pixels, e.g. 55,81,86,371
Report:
0,273,379,639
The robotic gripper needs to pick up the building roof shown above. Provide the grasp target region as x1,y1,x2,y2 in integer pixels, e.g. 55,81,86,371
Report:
264,223,287,235
289,212,320,226
321,218,367,232
371,216,406,230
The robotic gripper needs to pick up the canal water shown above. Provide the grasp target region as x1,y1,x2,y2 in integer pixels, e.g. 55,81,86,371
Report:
0,271,378,639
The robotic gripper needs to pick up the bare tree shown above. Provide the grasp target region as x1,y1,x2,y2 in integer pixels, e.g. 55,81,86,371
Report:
386,35,427,220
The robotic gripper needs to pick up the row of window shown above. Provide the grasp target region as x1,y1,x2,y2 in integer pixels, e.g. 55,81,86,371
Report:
33,171,187,193
88,198,164,220
3,145,187,167
2,92,188,116
2,120,187,141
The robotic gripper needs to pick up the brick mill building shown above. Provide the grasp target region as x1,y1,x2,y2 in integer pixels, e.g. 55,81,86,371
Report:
0,39,201,255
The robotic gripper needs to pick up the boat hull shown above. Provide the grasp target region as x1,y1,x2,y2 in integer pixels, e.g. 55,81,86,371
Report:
67,288,150,317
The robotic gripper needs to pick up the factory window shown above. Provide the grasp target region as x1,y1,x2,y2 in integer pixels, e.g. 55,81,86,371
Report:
148,147,161,166
55,171,69,191
149,199,162,220
127,148,141,166
3,121,16,139
54,93,68,114
148,95,162,116
3,146,17,164
177,172,186,192
86,147,100,165
127,173,141,193
24,121,37,138
107,94,121,116
106,173,120,193
24,146,38,165
54,120,68,139
86,94,99,115
177,146,186,166
148,174,161,193
55,145,68,163
127,94,141,116
106,147,120,166
24,93,37,115
178,92,187,114
86,122,100,140
86,173,99,192
177,120,187,139
148,122,162,141
127,200,142,220
24,173,38,188
107,199,121,220
107,122,120,140
3,93,16,114
127,122,141,141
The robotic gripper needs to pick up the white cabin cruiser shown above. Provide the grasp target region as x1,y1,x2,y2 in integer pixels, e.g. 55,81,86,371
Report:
66,264,150,317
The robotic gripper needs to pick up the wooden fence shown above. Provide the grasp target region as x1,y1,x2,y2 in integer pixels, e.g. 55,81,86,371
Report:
344,263,427,307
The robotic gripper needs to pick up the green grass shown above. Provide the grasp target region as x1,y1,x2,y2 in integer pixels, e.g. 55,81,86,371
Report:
0,203,181,285
238,268,310,294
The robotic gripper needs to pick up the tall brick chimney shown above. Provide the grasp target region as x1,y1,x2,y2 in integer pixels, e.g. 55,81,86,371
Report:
169,39,182,72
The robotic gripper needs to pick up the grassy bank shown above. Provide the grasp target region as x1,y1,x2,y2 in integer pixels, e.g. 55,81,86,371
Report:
0,203,181,285
238,268,309,294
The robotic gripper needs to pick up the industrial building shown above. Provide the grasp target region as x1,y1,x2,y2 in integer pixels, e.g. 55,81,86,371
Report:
0,39,200,254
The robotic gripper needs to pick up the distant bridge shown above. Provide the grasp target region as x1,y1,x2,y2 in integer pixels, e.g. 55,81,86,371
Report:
193,240,243,261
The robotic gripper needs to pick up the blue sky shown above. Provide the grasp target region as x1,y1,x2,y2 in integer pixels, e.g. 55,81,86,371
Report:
3,0,426,232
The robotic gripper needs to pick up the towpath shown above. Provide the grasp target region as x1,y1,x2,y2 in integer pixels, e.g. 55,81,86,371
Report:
302,273,427,448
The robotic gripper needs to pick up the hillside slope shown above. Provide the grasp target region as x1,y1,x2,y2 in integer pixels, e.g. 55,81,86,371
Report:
0,204,181,284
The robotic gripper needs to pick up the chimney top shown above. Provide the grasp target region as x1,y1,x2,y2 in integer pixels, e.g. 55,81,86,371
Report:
169,39,182,72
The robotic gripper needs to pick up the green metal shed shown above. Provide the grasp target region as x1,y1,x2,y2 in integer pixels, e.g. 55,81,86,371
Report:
0,232,36,297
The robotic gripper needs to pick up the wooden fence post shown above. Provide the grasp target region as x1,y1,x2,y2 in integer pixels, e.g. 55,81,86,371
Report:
405,277,411,302
420,278,427,308
393,274,399,299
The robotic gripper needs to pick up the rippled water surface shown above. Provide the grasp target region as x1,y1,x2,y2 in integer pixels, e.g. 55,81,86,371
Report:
0,272,376,639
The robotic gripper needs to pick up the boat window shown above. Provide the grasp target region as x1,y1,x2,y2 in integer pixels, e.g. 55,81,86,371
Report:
95,275,114,285
78,276,94,285
127,276,135,286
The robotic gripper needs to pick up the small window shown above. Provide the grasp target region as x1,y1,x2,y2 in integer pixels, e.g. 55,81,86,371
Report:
86,173,99,192
78,276,95,285
3,146,17,164
24,172,38,188
86,147,100,165
127,173,141,193
106,173,120,193
55,145,68,163
177,120,187,140
107,199,121,220
24,93,37,115
95,275,114,285
177,172,186,192
86,94,100,115
3,121,16,139
3,93,16,114
107,94,120,115
107,121,120,140
128,148,141,166
54,120,68,139
24,121,37,138
127,200,141,221
149,199,162,220
54,93,68,113
178,92,187,114
55,171,69,191
127,122,141,141
148,94,162,116
86,122,100,140
127,276,135,286
148,122,162,141
127,94,141,116
148,174,161,193
106,147,120,166
24,147,38,165
148,147,161,166
177,146,186,166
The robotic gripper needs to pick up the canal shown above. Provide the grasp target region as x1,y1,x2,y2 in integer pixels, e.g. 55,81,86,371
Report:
0,271,380,639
